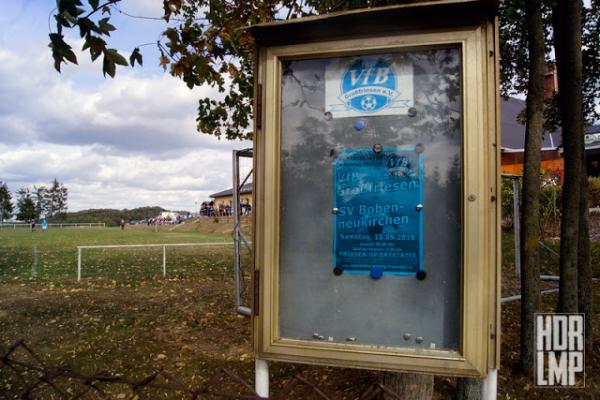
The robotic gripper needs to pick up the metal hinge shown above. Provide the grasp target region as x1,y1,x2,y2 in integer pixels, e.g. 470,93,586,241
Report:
253,269,260,316
255,84,262,130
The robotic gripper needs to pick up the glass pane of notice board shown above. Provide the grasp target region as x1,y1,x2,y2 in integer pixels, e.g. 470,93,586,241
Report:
278,47,462,350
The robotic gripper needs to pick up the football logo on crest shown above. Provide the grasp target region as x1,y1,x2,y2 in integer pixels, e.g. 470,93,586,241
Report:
340,58,399,114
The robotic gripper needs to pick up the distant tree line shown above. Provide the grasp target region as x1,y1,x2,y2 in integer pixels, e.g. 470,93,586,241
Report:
0,181,13,222
56,206,166,227
0,183,175,227
0,179,68,222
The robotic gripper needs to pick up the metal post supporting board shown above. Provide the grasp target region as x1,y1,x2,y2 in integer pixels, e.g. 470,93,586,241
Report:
232,148,253,316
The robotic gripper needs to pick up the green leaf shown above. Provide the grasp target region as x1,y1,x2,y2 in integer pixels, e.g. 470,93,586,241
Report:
102,51,116,78
98,18,116,35
77,18,101,38
82,36,106,61
63,48,78,65
88,0,99,9
106,48,128,66
48,33,78,72
54,14,71,29
57,0,83,16
129,48,143,67
61,11,78,25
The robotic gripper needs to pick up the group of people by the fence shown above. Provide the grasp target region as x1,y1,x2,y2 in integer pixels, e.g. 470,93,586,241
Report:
117,201,252,229
144,215,184,225
199,200,252,217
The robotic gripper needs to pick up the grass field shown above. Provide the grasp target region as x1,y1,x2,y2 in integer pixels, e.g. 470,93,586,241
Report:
0,219,599,399
0,224,232,283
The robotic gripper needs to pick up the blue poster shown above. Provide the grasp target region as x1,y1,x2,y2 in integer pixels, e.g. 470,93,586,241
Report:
333,148,423,276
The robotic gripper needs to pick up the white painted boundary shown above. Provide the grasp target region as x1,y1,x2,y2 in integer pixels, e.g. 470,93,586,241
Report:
1,223,106,229
76,242,233,281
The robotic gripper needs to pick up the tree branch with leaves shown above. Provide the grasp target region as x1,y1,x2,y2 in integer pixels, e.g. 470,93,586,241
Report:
49,0,406,140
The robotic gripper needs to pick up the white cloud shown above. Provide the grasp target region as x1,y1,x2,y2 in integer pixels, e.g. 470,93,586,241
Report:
0,142,241,211
0,37,251,212
0,43,235,155
116,0,166,18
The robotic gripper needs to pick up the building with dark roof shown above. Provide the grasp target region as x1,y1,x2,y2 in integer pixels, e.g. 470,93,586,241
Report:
501,97,562,150
209,183,253,209
500,97,565,179
500,96,600,178
585,125,600,177
500,97,564,178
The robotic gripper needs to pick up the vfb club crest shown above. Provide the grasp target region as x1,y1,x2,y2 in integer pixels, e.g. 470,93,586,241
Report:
340,58,399,114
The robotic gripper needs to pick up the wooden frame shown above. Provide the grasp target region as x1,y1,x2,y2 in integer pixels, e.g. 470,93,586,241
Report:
252,9,499,378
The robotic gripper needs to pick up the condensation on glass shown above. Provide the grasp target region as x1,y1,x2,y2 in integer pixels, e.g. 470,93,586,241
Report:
278,47,462,350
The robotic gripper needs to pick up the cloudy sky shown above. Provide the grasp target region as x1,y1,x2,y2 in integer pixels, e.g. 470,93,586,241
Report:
0,1,252,212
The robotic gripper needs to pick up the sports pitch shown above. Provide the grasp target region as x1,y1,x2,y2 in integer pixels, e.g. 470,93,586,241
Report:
1,223,599,399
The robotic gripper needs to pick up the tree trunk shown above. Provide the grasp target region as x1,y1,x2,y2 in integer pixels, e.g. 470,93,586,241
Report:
519,0,545,375
552,0,584,314
578,154,593,355
382,373,433,400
